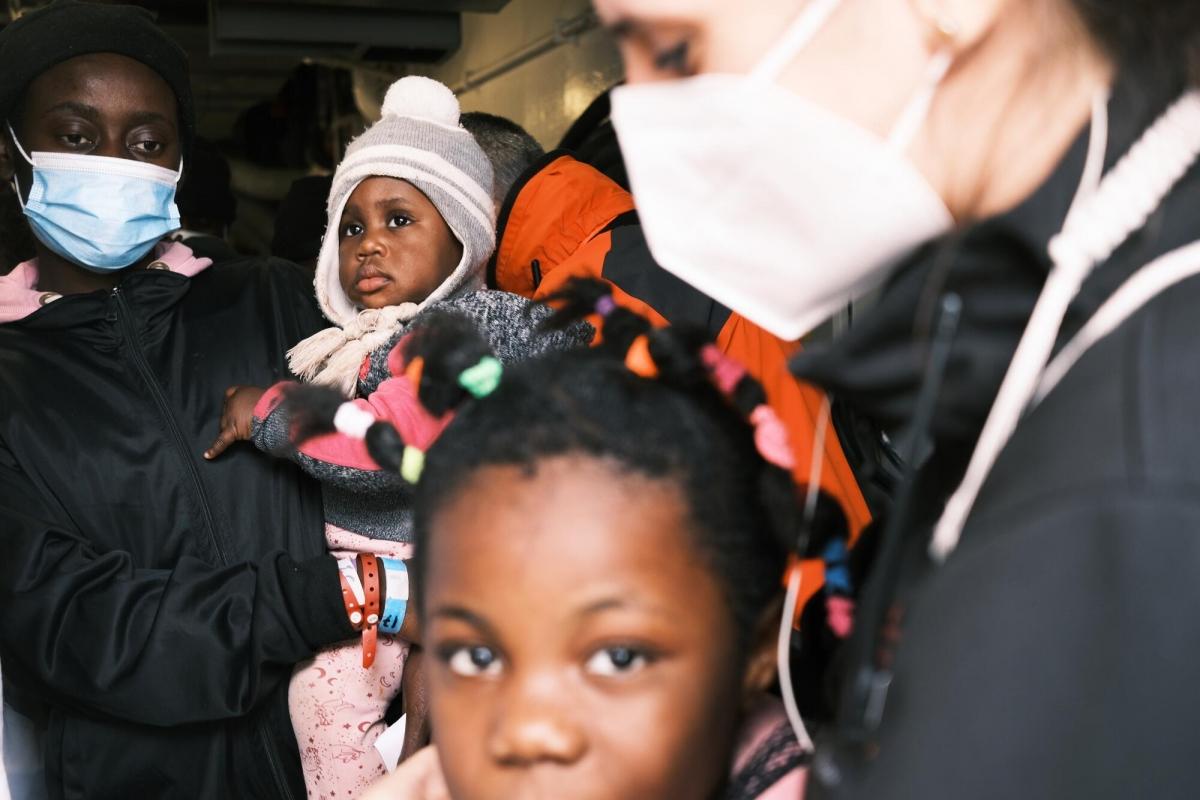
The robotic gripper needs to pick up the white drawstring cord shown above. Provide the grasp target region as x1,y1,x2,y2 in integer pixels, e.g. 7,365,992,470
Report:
930,89,1200,562
1064,90,1110,224
777,395,832,753
1034,238,1200,405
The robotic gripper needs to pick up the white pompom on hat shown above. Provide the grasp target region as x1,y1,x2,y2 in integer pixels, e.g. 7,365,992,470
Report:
289,75,497,395
380,75,461,126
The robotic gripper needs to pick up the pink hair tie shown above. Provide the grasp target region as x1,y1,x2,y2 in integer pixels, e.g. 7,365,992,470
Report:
826,596,855,639
750,404,796,470
594,295,617,318
701,344,746,395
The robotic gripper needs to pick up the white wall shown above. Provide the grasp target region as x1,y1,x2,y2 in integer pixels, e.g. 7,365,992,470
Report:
358,0,623,149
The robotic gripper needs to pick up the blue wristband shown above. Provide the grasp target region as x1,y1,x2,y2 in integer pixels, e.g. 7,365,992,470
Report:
379,557,409,636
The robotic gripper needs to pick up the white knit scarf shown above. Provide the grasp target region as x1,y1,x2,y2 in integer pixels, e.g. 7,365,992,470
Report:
287,302,419,396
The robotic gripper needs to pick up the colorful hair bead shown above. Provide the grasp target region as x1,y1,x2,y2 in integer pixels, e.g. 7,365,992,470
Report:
400,445,426,483
624,334,659,378
700,344,747,396
594,295,617,318
749,404,796,470
333,402,375,440
404,355,425,389
825,596,855,639
458,356,503,398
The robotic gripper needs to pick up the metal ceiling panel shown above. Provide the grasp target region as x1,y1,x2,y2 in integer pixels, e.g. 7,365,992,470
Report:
209,2,462,61
226,0,511,10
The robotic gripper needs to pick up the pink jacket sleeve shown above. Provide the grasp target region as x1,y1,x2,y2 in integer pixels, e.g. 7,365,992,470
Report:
252,375,451,476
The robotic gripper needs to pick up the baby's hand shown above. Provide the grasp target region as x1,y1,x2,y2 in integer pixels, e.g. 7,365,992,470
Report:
204,386,266,459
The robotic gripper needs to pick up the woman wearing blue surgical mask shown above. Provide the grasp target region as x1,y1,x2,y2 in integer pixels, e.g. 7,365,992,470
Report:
0,3,406,798
596,0,1200,798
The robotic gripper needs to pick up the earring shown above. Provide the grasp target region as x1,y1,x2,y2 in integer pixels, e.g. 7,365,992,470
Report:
908,0,961,51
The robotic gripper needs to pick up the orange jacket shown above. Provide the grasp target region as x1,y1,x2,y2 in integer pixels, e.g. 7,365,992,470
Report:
490,153,871,609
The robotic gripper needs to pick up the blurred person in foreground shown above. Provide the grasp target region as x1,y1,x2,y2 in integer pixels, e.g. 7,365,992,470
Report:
595,0,1200,798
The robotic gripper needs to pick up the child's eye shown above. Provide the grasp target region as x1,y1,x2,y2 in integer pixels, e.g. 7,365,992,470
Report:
387,213,412,228
446,645,502,677
341,222,363,238
584,646,650,677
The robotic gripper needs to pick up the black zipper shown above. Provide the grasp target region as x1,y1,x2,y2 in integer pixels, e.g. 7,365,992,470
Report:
111,287,296,800
112,287,227,565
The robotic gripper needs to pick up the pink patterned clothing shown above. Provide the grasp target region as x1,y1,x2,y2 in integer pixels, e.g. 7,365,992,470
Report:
725,695,809,799
288,526,414,799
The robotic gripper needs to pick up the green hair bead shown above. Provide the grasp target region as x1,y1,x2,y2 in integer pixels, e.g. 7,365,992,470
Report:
458,356,503,399
400,445,426,483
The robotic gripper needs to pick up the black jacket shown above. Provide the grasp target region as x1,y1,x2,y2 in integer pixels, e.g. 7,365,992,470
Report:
0,258,354,799
798,65,1200,798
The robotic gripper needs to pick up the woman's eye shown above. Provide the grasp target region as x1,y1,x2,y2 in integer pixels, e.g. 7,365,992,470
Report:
388,213,412,228
131,140,165,156
652,39,691,74
58,133,93,149
446,645,502,677
341,222,363,238
584,646,650,677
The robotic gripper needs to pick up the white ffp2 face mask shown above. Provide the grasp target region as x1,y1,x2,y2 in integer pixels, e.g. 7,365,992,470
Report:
610,0,956,341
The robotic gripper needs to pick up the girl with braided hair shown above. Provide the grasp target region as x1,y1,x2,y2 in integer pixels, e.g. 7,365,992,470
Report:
288,278,839,799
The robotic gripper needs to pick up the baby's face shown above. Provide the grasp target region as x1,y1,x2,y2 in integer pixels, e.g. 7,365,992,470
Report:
421,454,750,800
337,176,463,309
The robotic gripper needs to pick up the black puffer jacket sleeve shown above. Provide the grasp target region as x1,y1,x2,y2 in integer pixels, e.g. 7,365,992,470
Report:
0,436,353,726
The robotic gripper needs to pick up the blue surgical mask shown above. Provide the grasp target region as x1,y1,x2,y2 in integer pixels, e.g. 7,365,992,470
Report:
8,125,182,272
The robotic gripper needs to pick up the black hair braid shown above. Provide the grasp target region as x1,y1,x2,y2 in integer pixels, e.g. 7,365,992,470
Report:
540,279,612,329
414,279,831,639
363,423,407,473
540,280,651,358
281,383,351,443
644,324,713,392
402,310,497,417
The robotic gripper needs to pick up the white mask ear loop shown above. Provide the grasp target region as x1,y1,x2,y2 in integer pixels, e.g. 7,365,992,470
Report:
750,0,956,154
750,0,843,82
777,394,832,755
6,122,33,210
886,49,954,153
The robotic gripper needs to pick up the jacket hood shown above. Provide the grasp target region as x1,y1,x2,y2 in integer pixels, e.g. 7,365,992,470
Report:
0,240,212,324
489,150,635,295
791,62,1193,457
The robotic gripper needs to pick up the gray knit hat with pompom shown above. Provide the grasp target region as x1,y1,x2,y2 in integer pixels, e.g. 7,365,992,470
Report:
313,76,496,327
289,76,496,395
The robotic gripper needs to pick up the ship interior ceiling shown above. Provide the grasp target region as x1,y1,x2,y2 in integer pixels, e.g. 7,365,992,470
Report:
1,0,621,254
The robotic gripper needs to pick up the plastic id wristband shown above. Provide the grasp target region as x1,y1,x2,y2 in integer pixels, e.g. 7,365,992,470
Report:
379,557,409,636
337,557,365,629
358,553,382,668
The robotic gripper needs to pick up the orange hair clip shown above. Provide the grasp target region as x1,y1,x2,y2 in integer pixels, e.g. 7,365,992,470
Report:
624,334,658,378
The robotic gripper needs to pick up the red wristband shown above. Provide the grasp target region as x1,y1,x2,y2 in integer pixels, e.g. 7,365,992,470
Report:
358,553,382,668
